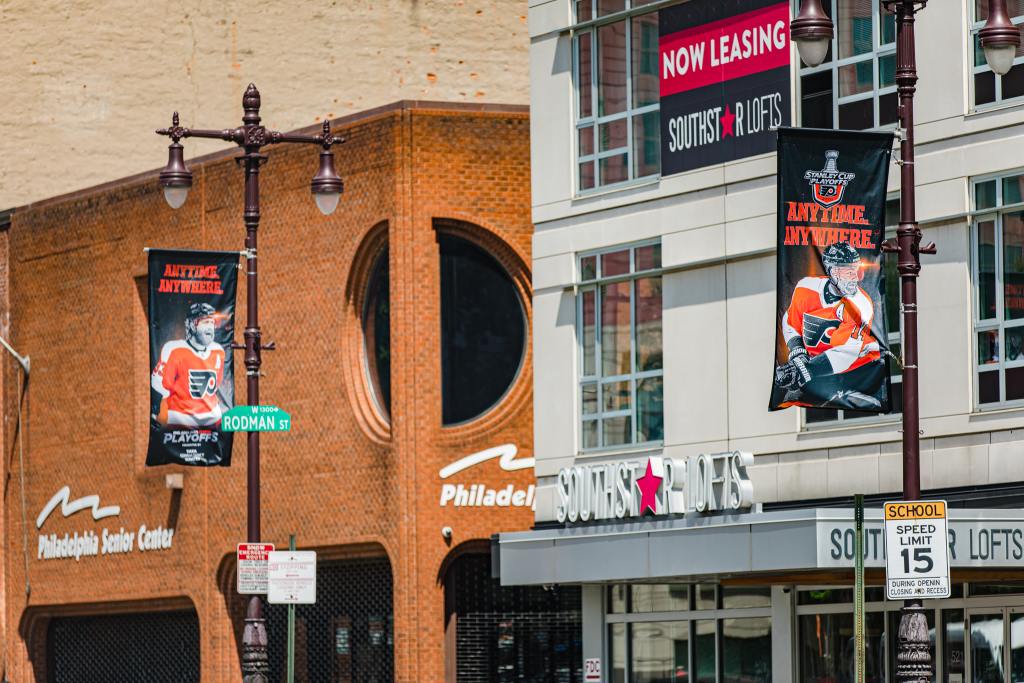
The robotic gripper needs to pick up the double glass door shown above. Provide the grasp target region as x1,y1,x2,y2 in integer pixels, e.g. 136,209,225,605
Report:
966,607,1024,683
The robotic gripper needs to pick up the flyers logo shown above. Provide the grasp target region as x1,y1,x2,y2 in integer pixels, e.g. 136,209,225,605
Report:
802,314,841,351
804,150,855,208
188,369,218,398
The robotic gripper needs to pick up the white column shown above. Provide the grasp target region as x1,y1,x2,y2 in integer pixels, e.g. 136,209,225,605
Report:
771,585,795,681
582,584,605,681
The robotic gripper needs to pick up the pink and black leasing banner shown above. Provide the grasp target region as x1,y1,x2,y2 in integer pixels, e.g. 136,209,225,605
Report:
659,0,791,175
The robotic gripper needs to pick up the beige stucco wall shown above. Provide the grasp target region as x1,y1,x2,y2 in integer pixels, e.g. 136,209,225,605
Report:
0,0,529,210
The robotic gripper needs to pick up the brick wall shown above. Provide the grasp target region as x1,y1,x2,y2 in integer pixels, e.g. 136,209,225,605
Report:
3,102,531,682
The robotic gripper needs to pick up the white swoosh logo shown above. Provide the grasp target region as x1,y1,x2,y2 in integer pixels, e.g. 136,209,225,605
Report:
439,444,534,479
36,486,121,529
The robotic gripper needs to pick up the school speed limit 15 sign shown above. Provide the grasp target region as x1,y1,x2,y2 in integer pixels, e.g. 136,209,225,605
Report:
884,500,951,600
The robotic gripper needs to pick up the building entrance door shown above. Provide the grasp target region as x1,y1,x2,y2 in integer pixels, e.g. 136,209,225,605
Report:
964,607,1024,683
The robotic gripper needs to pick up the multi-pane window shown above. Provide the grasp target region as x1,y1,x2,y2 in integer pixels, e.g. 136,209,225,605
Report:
578,242,663,450
805,199,903,425
972,171,1024,406
573,1,660,192
797,0,897,130
972,0,1024,108
607,584,773,683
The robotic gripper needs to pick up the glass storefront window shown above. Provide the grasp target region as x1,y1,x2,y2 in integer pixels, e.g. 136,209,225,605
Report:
607,584,771,683
632,621,688,683
721,617,771,683
610,584,628,613
695,584,717,611
632,584,689,613
694,619,717,683
971,582,1024,596
944,609,966,683
799,611,887,683
610,622,627,683
972,612,1005,682
721,586,771,609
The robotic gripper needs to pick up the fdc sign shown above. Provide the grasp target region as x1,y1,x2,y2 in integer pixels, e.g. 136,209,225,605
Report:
222,405,291,433
883,500,951,600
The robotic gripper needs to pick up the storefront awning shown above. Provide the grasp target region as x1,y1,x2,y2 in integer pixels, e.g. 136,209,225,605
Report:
496,507,1024,585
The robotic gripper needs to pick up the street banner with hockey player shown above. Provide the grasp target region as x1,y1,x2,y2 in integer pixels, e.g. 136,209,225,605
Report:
770,127,895,413
147,249,238,466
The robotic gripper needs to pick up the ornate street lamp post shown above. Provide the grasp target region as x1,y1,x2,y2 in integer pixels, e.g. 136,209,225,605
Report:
156,83,344,682
791,1,1020,680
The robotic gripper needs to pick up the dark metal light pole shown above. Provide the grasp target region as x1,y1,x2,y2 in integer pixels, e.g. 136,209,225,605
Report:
791,0,1019,680
879,3,934,679
156,83,344,682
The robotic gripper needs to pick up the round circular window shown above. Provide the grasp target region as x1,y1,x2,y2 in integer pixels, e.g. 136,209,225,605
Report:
438,234,526,425
363,247,391,419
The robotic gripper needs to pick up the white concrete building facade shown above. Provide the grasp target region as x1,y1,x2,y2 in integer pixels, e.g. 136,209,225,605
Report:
501,0,1024,681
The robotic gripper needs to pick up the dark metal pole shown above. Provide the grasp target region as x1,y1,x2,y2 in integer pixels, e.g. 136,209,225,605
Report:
157,82,342,683
883,2,936,681
239,85,269,683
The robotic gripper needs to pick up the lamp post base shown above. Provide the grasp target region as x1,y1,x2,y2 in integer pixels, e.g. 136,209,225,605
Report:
895,601,931,682
241,595,269,682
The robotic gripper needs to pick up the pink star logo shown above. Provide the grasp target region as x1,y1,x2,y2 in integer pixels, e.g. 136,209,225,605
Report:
721,105,736,139
636,459,663,515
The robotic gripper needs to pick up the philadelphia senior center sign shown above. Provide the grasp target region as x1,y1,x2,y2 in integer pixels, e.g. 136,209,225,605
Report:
35,486,175,561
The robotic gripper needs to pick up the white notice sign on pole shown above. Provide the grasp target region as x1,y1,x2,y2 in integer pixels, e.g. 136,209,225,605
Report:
237,543,275,595
883,500,951,600
267,550,317,605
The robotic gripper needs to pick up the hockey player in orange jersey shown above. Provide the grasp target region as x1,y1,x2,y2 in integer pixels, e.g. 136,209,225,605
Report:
774,241,887,410
151,303,226,427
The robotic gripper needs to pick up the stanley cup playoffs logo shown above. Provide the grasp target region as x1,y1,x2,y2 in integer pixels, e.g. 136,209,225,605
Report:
805,150,856,208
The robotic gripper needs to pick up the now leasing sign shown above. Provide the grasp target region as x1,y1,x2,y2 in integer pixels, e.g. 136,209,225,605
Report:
222,405,291,432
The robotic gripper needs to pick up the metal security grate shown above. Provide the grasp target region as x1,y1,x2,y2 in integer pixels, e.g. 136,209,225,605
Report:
265,557,394,682
450,553,582,683
47,609,200,683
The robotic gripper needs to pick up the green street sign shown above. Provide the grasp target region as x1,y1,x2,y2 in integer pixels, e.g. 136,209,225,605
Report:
222,405,291,432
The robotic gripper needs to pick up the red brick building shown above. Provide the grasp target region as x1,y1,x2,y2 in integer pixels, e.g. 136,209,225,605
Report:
0,102,580,681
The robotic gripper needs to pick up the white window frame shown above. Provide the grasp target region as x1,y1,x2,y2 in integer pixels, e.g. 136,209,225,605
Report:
794,0,898,131
572,1,661,195
970,3,1024,111
606,583,772,683
577,240,664,453
971,170,1024,409
802,196,903,429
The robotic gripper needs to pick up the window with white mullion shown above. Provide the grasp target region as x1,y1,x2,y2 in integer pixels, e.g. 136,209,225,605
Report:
971,4,1024,108
572,4,660,193
796,0,897,130
972,171,1024,406
577,243,663,451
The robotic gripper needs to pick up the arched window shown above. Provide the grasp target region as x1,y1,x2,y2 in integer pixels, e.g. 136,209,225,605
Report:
439,235,526,425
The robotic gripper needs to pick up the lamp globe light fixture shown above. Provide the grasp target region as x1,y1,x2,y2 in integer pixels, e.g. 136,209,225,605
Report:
981,0,1022,76
310,121,344,216
158,113,193,210
790,0,834,68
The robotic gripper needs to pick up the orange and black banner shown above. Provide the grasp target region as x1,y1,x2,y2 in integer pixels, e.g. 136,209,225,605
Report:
147,249,237,466
770,127,895,413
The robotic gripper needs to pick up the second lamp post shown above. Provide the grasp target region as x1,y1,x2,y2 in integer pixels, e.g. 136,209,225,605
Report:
792,1,1020,681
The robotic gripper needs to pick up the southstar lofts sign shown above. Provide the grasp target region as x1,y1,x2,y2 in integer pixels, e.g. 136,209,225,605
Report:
556,451,754,524
35,486,175,561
